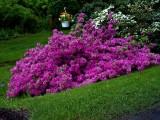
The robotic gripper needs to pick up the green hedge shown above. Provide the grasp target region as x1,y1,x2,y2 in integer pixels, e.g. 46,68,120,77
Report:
0,0,49,38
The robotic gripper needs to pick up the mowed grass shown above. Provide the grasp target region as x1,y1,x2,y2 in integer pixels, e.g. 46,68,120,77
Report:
0,30,69,65
0,31,160,120
0,32,50,64
0,65,13,97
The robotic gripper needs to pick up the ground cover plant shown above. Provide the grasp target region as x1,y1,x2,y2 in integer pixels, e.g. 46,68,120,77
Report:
7,13,160,98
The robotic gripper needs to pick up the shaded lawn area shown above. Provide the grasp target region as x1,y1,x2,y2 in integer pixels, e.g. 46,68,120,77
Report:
0,65,160,120
0,32,50,65
0,30,70,65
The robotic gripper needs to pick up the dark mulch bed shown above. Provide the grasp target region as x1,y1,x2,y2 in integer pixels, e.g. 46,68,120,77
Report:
119,108,160,120
0,108,29,120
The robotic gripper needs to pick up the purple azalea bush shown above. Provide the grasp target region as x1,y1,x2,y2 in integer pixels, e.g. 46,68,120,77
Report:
7,13,160,98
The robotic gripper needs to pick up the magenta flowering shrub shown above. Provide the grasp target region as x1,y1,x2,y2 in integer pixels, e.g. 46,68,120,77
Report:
7,13,160,98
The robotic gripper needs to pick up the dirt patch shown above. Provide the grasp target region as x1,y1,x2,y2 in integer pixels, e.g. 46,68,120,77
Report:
0,108,30,120
119,108,160,120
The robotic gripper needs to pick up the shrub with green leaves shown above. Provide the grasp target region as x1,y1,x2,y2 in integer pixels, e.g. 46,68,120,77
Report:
18,0,48,17
0,0,49,38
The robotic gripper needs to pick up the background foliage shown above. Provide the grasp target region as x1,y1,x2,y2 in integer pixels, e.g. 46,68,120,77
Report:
70,0,160,53
0,0,159,54
0,0,49,38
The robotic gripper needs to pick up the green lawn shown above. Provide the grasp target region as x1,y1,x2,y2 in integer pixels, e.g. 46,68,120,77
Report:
0,31,160,120
0,30,69,65
0,32,50,65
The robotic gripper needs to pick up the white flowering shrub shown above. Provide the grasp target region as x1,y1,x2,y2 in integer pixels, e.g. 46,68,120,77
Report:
93,5,137,37
94,10,137,29
91,0,160,53
127,0,159,13
70,0,160,52
93,5,114,28
127,0,160,53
